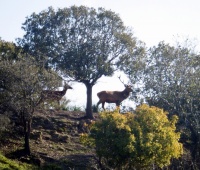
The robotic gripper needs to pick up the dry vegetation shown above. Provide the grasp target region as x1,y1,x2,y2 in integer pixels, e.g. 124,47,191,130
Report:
0,110,100,169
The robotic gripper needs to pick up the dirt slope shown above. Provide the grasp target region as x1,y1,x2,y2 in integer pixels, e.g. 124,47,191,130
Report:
1,110,100,170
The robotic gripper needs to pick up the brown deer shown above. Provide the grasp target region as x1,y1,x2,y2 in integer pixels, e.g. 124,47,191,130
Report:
40,82,72,105
97,77,133,110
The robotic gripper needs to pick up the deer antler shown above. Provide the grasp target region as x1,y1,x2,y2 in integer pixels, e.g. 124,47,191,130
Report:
118,76,126,87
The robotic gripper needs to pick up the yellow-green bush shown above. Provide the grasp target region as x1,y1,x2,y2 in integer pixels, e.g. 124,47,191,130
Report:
81,104,183,169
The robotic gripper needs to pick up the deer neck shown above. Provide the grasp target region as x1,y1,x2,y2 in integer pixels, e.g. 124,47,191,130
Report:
122,90,130,99
62,88,68,95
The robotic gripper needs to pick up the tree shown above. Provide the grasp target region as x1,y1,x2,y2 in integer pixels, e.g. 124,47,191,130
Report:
0,40,61,155
0,38,21,60
0,40,22,113
81,104,183,169
141,41,200,166
18,6,145,119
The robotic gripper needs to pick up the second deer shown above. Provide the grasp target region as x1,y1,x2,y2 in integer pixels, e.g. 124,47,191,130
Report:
40,82,72,105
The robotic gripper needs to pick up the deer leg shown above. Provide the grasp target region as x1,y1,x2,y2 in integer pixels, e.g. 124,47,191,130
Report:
97,101,101,108
116,102,120,109
102,102,105,110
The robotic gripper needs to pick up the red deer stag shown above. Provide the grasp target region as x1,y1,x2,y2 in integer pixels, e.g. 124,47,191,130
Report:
40,82,72,105
97,77,133,110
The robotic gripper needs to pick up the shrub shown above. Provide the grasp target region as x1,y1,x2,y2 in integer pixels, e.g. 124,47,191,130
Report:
81,104,183,169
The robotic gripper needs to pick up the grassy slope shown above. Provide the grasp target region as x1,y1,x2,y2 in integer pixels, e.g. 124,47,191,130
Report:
0,110,99,170
0,153,35,170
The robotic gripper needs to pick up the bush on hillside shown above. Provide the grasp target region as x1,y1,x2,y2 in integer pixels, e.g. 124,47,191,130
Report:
81,104,183,169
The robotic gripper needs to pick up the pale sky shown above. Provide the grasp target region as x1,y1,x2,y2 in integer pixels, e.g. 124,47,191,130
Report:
1,0,200,109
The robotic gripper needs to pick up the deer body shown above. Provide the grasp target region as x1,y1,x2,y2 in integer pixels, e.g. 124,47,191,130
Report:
97,85,133,110
40,83,72,105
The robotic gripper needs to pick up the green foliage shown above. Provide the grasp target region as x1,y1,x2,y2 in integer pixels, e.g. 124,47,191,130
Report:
81,104,183,169
141,41,200,161
92,104,98,113
18,5,146,118
0,115,10,137
0,39,62,155
0,40,21,60
40,97,71,111
0,153,35,170
19,6,143,82
64,105,83,111
131,104,183,169
91,110,135,168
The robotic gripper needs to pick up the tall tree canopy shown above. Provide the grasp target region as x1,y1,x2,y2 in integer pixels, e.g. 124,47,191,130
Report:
18,6,145,118
140,41,200,164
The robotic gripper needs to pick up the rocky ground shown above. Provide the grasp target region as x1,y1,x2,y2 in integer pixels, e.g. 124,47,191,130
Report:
0,110,101,170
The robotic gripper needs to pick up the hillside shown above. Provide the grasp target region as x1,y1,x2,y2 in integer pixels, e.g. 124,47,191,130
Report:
0,110,100,170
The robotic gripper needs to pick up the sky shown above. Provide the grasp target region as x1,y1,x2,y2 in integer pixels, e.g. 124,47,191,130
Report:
1,0,200,109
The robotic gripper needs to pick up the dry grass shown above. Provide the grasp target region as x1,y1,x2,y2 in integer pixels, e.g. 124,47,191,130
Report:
0,110,100,169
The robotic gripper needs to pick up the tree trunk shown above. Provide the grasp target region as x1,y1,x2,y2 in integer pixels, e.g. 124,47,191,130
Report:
85,83,94,119
24,119,31,155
